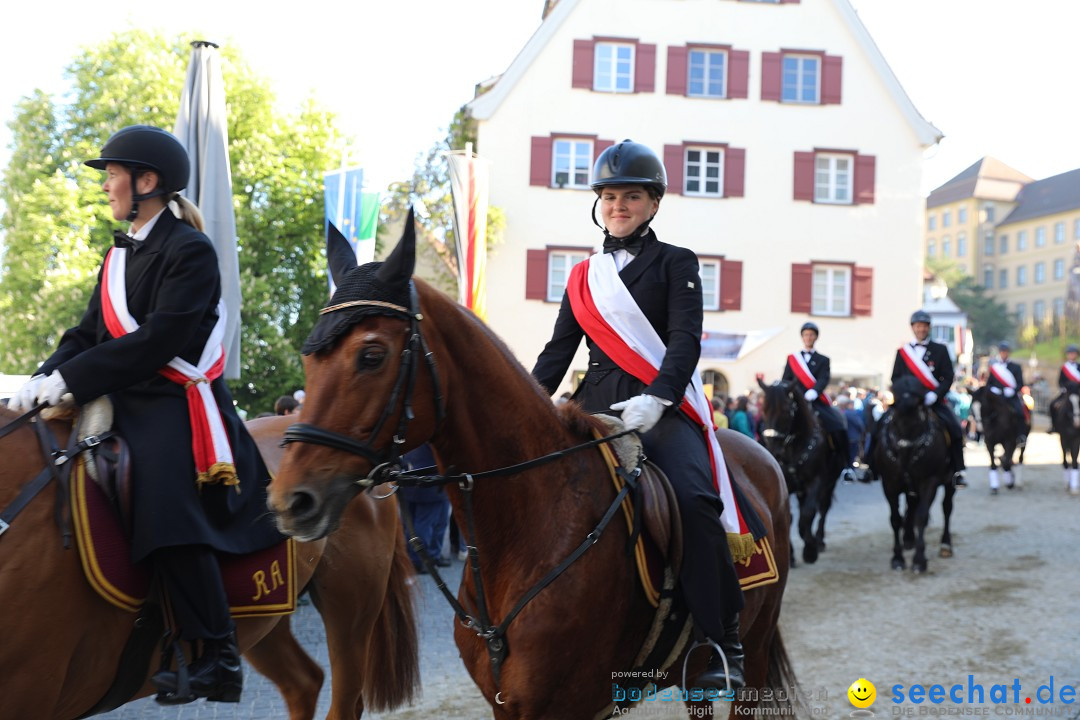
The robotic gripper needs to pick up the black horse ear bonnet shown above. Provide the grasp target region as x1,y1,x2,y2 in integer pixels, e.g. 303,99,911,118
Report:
301,263,414,355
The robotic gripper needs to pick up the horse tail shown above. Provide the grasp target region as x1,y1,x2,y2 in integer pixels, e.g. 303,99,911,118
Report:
760,628,799,715
362,524,421,711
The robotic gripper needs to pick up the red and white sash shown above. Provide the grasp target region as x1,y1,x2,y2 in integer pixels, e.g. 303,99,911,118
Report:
100,247,237,489
989,362,1017,390
1063,362,1080,384
566,254,756,562
899,344,939,391
786,352,829,404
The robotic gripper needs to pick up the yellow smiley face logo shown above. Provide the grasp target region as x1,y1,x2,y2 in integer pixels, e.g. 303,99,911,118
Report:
848,678,876,708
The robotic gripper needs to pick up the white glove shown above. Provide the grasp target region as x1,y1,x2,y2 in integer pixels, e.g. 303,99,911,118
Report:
610,394,665,434
1003,387,1015,398
9,375,45,412
35,371,71,407
803,389,819,402
924,391,938,406
989,387,1002,396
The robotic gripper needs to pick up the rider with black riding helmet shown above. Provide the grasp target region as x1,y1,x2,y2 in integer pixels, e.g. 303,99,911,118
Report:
9,125,282,705
1049,344,1080,434
984,341,1028,446
883,310,968,486
780,322,860,483
532,140,758,691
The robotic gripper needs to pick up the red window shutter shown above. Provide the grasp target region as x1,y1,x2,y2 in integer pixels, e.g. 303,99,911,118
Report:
663,144,684,195
720,260,743,311
727,50,749,99
636,43,656,93
667,46,688,96
793,151,815,201
530,136,553,187
821,55,843,104
854,154,876,204
526,250,549,300
572,39,595,89
594,138,614,160
852,265,873,316
723,147,746,198
761,52,782,102
791,263,813,314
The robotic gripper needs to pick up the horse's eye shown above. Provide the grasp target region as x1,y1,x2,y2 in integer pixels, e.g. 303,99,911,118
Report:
357,347,386,372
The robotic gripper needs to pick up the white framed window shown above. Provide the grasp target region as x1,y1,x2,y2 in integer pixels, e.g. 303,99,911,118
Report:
811,265,851,316
942,210,952,227
685,147,725,197
984,231,994,256
957,232,967,257
1035,261,1046,284
1055,298,1066,318
928,214,937,231
594,43,634,93
942,235,951,257
1055,222,1065,244
1034,300,1046,324
1016,302,1026,323
984,204,996,223
814,153,851,204
700,259,721,310
1035,226,1046,248
781,54,819,103
1055,258,1066,280
1000,234,1009,254
927,240,937,257
958,207,968,224
1017,265,1028,286
551,139,593,189
983,265,993,289
1017,230,1028,251
999,269,1008,288
688,49,727,98
547,250,588,301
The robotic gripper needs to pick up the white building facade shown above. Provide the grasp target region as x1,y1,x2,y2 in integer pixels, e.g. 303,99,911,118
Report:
468,0,940,397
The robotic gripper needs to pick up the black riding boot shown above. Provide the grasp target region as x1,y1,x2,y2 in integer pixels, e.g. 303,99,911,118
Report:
693,614,745,691
153,632,243,704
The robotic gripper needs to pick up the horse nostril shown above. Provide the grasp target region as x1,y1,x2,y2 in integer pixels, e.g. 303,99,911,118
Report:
288,489,320,522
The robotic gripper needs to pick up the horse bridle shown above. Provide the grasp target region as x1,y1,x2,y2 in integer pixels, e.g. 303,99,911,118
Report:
281,281,446,480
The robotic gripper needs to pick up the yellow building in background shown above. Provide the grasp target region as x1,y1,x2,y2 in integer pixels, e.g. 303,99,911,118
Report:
925,158,1080,331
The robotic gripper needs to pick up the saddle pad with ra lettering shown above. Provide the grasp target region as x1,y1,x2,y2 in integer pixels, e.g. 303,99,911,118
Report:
70,458,296,616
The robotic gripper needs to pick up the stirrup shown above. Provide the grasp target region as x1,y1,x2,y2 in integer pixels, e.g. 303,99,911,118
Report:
682,638,731,694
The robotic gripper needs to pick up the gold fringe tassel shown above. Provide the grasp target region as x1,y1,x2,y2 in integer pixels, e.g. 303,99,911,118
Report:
727,532,758,564
196,462,241,493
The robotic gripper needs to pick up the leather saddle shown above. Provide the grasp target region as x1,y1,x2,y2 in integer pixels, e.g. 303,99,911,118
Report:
71,397,135,534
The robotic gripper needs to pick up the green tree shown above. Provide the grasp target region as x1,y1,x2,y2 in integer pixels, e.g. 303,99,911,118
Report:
382,106,504,298
0,30,344,414
926,258,1016,354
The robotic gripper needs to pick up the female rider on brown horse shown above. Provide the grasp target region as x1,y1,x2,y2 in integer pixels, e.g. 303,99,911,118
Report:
531,140,754,691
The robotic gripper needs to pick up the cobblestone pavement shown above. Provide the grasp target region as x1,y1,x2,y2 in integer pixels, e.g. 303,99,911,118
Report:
102,428,1080,719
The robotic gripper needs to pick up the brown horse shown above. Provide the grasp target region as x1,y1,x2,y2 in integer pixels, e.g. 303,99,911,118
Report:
0,410,418,720
268,220,794,719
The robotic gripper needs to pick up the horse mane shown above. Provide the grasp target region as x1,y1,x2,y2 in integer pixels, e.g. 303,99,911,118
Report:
415,279,604,440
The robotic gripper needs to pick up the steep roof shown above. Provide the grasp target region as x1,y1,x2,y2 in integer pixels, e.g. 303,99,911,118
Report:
997,168,1080,227
925,157,1032,209
470,0,942,147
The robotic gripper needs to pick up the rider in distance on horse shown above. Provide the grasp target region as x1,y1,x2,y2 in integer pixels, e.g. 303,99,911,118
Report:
868,310,968,487
780,322,860,483
9,126,282,705
1049,344,1080,434
531,140,748,691
985,341,1028,447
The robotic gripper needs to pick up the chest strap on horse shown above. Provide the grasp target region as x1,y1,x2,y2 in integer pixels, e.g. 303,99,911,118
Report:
399,461,641,690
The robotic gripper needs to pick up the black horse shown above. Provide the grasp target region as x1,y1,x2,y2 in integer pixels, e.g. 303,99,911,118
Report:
972,386,1029,494
758,379,839,565
873,375,955,573
1050,392,1080,495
